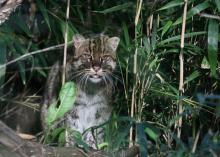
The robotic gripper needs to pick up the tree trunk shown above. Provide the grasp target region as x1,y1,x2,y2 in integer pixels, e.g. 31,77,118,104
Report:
0,0,23,25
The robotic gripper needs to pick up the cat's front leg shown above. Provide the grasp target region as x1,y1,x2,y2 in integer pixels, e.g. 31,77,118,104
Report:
83,127,104,149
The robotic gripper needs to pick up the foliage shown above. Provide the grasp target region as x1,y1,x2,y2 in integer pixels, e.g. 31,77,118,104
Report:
0,0,220,156
46,81,76,127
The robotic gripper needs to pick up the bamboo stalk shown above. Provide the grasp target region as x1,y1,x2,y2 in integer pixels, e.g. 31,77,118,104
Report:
129,0,143,147
62,0,70,85
62,0,70,145
177,0,188,139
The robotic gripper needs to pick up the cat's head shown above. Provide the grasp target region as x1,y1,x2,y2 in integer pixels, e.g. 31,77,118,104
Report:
71,34,120,84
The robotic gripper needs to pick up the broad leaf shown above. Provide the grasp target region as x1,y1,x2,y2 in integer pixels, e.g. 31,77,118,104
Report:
46,82,77,126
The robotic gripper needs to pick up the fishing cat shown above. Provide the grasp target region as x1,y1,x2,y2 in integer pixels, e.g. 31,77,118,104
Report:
41,34,120,148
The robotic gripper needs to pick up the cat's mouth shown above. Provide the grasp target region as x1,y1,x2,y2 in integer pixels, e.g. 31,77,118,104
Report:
89,74,102,83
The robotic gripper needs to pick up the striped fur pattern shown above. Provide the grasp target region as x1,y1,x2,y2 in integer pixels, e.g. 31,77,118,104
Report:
42,34,120,149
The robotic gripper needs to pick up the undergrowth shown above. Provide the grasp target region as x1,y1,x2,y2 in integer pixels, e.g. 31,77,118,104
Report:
0,0,220,156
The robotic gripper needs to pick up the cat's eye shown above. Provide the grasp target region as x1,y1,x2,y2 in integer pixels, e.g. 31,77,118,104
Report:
102,56,112,62
81,54,92,61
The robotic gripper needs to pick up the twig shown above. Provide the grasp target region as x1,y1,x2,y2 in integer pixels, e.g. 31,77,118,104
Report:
0,41,73,69
191,126,201,153
198,13,220,21
177,0,188,139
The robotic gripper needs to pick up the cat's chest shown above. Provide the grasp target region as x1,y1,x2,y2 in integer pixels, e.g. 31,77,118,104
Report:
66,89,111,132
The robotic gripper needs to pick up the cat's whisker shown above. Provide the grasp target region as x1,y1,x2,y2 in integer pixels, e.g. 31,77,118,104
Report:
103,70,121,84
102,75,109,92
70,70,85,80
78,74,87,89
103,74,115,92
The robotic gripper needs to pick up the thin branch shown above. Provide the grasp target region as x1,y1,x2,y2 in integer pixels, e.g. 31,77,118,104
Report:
0,41,73,69
191,125,202,153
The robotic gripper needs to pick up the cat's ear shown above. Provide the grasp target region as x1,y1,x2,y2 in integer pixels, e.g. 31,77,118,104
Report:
108,37,120,52
72,34,85,48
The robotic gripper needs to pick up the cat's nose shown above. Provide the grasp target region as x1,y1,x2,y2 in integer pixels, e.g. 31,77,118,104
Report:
93,65,101,72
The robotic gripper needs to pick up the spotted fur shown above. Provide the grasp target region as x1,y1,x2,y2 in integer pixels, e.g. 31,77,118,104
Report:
42,34,120,149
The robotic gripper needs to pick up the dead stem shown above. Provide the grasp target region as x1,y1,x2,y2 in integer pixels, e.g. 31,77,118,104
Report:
62,0,70,85
177,0,188,139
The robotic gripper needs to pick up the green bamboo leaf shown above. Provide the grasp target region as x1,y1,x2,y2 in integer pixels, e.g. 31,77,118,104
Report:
60,21,74,42
143,37,151,54
215,0,220,12
8,44,26,85
157,0,184,11
158,31,206,45
208,19,219,77
36,0,51,30
162,21,173,37
46,82,77,126
94,3,132,14
173,1,210,25
145,127,158,143
11,16,32,37
122,22,130,47
184,70,200,84
77,7,85,24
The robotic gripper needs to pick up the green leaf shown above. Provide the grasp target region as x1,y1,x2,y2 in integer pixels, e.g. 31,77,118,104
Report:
94,3,132,14
12,16,32,37
145,127,158,143
8,44,26,85
60,21,74,42
184,70,200,84
158,31,206,45
208,19,219,77
36,0,51,30
58,130,66,146
157,0,184,11
69,130,89,150
143,37,151,54
215,0,220,12
45,127,65,143
173,1,210,25
122,22,130,47
162,21,173,37
98,142,108,149
46,82,77,126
